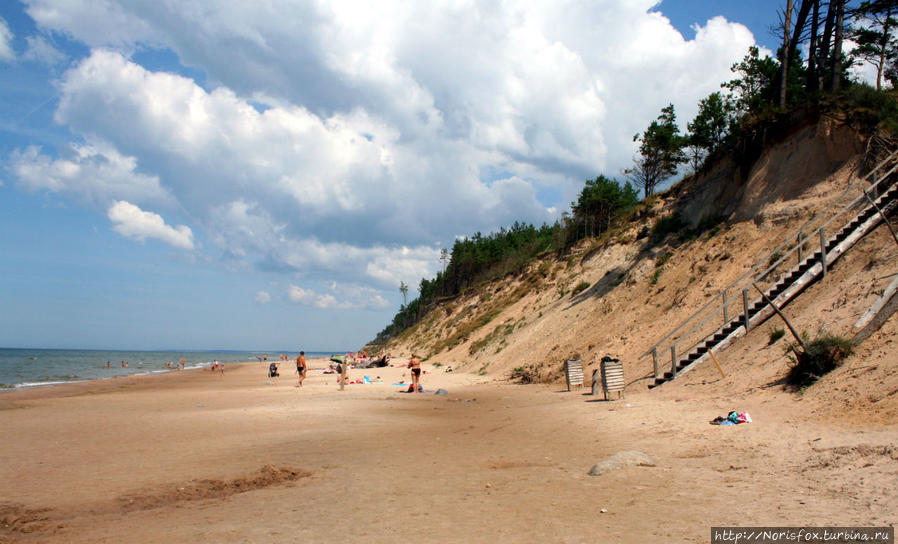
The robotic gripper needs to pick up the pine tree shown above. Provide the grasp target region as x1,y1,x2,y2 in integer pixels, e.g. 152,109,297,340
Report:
626,105,687,199
850,0,898,90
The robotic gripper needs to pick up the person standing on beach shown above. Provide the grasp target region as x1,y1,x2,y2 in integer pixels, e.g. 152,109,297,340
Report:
296,351,307,387
408,354,421,393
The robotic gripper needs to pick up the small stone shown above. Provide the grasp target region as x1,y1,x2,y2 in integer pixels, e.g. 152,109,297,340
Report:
485,483,492,488
600,508,607,513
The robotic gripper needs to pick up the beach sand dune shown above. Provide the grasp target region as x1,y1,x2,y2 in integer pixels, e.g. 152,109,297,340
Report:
1,359,895,543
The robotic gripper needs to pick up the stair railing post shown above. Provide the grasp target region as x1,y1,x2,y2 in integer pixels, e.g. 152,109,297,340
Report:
670,344,677,378
797,230,804,262
742,288,750,332
864,190,898,247
652,348,659,380
722,289,729,324
819,227,827,278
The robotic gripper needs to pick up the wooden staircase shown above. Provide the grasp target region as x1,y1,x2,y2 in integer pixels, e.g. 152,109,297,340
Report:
643,146,898,388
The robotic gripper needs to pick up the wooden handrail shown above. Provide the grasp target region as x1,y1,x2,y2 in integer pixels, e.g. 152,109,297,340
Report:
639,147,898,362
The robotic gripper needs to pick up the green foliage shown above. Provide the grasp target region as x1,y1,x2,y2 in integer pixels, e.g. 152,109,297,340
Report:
841,84,898,133
768,327,786,345
572,281,591,296
686,92,733,170
626,104,688,198
651,251,671,285
723,46,779,116
652,214,687,240
785,335,855,388
509,364,539,384
571,175,639,236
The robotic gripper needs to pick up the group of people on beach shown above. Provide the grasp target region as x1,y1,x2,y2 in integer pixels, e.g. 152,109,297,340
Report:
266,350,423,392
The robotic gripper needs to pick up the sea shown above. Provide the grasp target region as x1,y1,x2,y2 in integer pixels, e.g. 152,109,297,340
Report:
0,348,342,390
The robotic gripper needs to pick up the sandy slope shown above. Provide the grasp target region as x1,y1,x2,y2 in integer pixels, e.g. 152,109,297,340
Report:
1,360,895,543
383,118,898,423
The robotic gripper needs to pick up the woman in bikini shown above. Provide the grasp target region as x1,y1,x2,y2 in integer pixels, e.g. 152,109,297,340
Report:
408,354,421,393
296,351,307,387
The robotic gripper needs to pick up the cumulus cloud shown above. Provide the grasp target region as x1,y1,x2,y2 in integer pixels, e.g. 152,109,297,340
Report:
0,17,14,61
255,290,271,304
107,200,195,250
11,141,173,208
13,0,763,298
288,282,389,310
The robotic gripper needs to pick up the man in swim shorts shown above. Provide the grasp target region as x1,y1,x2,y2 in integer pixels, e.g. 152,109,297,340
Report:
407,354,421,393
296,351,307,387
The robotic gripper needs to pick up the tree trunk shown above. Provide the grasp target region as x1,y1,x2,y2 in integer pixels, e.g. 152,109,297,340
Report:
819,0,836,91
831,0,845,92
780,0,793,107
807,0,820,92
876,5,894,90
787,0,813,67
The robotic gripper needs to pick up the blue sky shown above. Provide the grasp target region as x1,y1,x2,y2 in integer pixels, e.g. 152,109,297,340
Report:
0,0,791,351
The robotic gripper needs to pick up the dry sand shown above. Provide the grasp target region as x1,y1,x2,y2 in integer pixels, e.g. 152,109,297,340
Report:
2,358,895,543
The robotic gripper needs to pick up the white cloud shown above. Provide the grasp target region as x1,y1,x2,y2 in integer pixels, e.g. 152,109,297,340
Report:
255,290,271,304
0,17,14,62
23,35,65,65
11,142,173,208
107,200,195,250
288,282,389,310
28,2,759,179
14,0,763,293
288,285,339,309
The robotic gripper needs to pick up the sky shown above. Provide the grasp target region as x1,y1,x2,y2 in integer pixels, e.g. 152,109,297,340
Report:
0,0,806,351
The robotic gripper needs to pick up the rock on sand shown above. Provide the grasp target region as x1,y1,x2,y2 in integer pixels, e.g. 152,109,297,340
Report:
588,450,655,476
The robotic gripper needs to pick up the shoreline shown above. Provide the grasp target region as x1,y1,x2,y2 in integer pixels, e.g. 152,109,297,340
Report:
0,361,245,395
0,348,349,392
0,352,350,393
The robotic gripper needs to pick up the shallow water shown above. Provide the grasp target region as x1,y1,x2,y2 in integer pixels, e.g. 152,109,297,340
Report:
0,348,340,389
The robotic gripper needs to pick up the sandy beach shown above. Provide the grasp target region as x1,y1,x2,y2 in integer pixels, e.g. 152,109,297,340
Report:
1,357,894,543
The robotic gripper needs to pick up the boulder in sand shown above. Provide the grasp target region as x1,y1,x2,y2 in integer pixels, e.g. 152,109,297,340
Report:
588,450,655,476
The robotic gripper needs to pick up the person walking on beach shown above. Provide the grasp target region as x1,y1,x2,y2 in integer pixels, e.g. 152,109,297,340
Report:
408,354,422,393
296,351,307,387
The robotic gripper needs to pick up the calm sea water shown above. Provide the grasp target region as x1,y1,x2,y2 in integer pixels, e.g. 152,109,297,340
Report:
0,348,340,390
